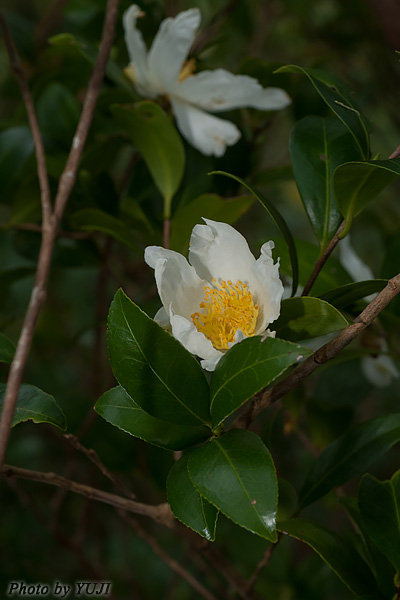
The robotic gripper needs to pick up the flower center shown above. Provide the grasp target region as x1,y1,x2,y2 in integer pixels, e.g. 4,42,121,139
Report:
191,279,259,351
178,59,196,82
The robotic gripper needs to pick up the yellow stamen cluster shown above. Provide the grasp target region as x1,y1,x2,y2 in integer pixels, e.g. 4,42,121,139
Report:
191,279,259,351
178,58,196,82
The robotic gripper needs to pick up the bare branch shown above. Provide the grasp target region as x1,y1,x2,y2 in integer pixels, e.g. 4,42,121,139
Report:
3,464,174,527
0,12,52,224
245,534,282,595
0,0,121,472
248,273,400,422
389,144,400,160
302,220,345,297
118,511,218,600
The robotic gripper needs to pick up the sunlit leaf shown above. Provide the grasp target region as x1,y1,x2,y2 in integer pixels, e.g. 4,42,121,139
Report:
210,337,311,427
188,430,278,541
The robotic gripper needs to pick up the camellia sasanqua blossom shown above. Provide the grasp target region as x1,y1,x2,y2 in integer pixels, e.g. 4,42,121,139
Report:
123,5,291,157
145,219,284,371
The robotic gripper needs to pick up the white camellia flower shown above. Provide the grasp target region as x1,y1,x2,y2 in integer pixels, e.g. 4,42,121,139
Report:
123,5,291,157
145,219,284,371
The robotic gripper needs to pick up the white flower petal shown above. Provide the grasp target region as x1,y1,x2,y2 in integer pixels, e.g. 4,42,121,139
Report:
251,241,284,332
145,246,205,320
123,5,157,97
177,69,291,112
170,98,240,156
170,314,222,371
189,218,256,281
147,9,201,93
154,306,170,329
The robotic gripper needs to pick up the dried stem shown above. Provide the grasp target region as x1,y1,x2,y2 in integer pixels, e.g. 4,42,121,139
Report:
248,273,400,422
118,511,218,600
0,0,121,472
245,534,282,595
301,220,345,297
3,464,174,527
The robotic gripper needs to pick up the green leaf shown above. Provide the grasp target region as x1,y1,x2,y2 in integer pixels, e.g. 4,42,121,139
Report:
210,171,298,296
277,65,370,158
290,116,363,248
170,193,253,254
319,280,388,309
0,127,34,192
36,82,80,148
278,518,380,597
70,208,138,251
95,386,210,451
274,297,348,342
299,414,400,508
359,473,400,573
210,337,312,427
0,332,15,363
107,290,211,427
274,238,352,297
167,453,218,540
188,429,278,541
334,159,400,237
0,383,66,430
112,102,185,216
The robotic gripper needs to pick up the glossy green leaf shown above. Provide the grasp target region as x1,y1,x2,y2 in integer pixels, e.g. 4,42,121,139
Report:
359,473,400,573
299,414,400,508
170,193,253,254
278,518,380,597
334,159,400,236
167,453,218,540
95,386,211,451
277,65,370,158
0,383,66,430
290,116,363,248
210,337,312,427
107,289,211,427
274,238,352,296
274,297,348,342
70,208,138,251
211,171,298,296
188,429,278,541
319,280,388,309
112,102,185,216
0,332,15,363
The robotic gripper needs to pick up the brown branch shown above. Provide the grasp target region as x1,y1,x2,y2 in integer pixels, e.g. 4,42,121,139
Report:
0,13,52,225
3,464,174,527
118,511,218,600
301,220,345,297
64,434,136,500
389,144,400,159
11,222,92,239
0,0,121,472
248,273,400,423
245,534,282,595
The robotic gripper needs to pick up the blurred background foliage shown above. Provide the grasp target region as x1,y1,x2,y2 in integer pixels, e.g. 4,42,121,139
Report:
0,0,399,598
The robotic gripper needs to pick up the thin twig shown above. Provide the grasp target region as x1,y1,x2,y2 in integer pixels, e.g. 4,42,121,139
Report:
248,273,400,423
3,464,174,527
12,223,92,239
301,220,345,297
118,511,218,600
163,217,171,249
245,534,282,595
0,12,52,225
0,0,121,472
389,144,400,159
64,434,136,500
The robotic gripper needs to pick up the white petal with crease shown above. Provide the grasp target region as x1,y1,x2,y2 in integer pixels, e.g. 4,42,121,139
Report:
148,9,201,93
170,314,222,369
171,98,240,156
177,69,291,112
123,5,157,96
